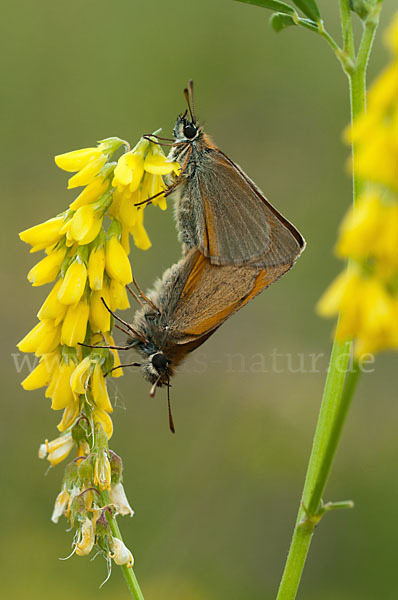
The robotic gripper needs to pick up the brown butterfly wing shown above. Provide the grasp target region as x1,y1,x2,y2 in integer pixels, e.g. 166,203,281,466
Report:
186,147,305,266
164,250,292,365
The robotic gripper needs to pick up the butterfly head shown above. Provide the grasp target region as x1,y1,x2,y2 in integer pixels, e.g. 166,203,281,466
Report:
141,350,172,386
173,113,200,143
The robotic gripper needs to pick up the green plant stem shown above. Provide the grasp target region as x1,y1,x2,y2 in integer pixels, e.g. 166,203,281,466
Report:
102,490,145,600
276,6,381,600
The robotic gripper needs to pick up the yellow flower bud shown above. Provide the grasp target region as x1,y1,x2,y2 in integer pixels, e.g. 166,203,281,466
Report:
87,246,105,291
37,279,68,324
105,236,132,285
61,299,90,347
69,205,103,245
27,248,66,287
39,433,74,466
57,260,87,305
19,216,65,249
57,399,80,432
67,155,108,189
89,285,112,332
55,147,104,172
93,408,113,439
21,352,59,390
109,279,130,311
91,362,113,413
70,177,109,210
17,320,61,355
49,360,77,410
70,356,92,395
103,332,122,378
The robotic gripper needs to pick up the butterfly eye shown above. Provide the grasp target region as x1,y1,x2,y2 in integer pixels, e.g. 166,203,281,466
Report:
183,123,197,139
152,352,169,373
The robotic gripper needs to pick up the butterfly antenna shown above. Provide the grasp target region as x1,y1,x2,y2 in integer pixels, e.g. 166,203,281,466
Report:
184,86,194,122
188,79,195,120
167,375,175,434
100,297,149,344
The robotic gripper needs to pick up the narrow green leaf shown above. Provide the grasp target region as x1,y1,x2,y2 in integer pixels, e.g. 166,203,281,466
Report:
270,12,297,32
292,0,320,21
234,0,295,16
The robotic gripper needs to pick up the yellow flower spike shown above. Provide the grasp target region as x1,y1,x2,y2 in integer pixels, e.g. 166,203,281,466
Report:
69,204,103,245
70,177,109,210
61,299,90,346
39,433,75,467
21,352,59,390
89,286,112,332
55,147,104,172
49,358,77,410
103,332,122,378
57,399,80,432
27,248,66,287
17,319,61,355
19,216,66,249
93,408,113,439
144,143,179,175
57,259,87,305
91,362,113,413
94,448,112,491
67,155,108,189
75,517,95,556
109,279,130,311
105,235,132,285
37,279,68,324
131,209,151,250
70,356,92,395
87,246,105,291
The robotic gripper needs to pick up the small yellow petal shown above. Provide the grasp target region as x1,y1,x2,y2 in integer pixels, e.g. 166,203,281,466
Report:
93,408,113,439
103,332,122,378
70,356,92,395
109,279,130,311
105,236,132,285
91,363,113,413
57,400,80,432
88,246,105,291
70,177,109,210
61,300,90,346
57,260,87,305
50,361,77,410
69,205,103,245
67,155,107,189
27,248,66,287
89,286,112,332
19,216,66,248
55,147,104,172
37,279,68,323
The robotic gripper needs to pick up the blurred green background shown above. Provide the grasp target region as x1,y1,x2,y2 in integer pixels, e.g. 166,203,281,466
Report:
2,1,397,599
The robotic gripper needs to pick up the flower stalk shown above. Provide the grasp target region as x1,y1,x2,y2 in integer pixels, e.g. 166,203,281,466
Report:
276,4,382,599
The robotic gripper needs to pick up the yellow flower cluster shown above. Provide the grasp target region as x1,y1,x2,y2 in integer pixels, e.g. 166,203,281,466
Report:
18,135,178,462
318,15,398,358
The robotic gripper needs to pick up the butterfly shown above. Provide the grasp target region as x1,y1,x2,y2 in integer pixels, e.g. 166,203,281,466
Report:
149,81,305,268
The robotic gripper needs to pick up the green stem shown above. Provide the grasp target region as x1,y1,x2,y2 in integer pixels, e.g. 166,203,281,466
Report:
275,5,381,599
102,490,145,600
